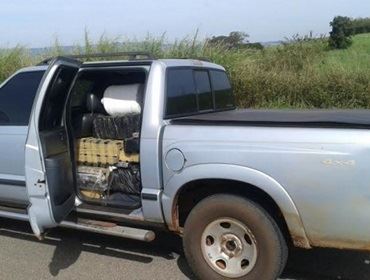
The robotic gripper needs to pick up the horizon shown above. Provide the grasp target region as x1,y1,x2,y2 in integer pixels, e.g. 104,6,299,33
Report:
0,1,369,48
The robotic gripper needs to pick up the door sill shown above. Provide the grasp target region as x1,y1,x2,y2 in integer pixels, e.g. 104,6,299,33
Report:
75,203,144,221
0,199,28,210
0,205,28,221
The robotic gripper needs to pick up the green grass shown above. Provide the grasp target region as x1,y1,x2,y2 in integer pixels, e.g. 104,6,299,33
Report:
0,31,369,109
229,34,370,108
319,33,370,72
0,46,34,81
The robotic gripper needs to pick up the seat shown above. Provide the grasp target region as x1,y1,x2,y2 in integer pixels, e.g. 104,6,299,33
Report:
72,93,105,138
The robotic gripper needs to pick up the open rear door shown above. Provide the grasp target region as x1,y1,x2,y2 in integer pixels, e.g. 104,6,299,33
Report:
25,57,81,239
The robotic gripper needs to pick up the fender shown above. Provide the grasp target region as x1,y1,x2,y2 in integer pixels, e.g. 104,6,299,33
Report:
161,163,311,248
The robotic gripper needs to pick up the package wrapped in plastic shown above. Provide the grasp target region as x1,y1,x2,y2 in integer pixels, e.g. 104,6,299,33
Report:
77,137,139,166
124,137,140,154
92,114,140,140
76,166,109,192
101,84,142,116
107,165,141,195
106,192,141,209
80,190,104,200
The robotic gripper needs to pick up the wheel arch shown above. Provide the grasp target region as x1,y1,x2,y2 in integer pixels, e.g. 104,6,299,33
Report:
161,164,311,248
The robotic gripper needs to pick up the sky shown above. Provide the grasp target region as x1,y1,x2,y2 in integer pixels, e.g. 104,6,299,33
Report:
0,0,369,48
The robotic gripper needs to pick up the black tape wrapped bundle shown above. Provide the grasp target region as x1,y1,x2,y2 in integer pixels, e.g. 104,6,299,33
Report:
108,165,141,195
124,137,140,154
93,114,140,140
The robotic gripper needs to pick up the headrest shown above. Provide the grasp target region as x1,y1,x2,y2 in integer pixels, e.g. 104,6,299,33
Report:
101,84,142,116
86,93,105,113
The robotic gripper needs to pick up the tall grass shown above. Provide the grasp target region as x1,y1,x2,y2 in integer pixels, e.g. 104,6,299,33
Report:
0,46,34,81
230,35,370,108
0,31,370,109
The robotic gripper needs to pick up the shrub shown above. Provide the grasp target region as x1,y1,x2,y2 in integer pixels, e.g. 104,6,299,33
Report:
329,16,353,49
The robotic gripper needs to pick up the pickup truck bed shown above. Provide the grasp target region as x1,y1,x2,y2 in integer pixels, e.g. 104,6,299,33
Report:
173,109,370,128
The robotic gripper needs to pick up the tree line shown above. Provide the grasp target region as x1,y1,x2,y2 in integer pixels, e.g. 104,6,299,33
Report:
349,17,370,35
329,16,370,49
206,15,370,51
207,32,264,50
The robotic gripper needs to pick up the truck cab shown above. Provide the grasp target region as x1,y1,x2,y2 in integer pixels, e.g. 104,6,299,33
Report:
0,55,234,228
0,66,46,206
4,53,369,280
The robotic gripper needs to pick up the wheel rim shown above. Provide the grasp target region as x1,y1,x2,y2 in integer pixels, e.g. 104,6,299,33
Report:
201,217,258,278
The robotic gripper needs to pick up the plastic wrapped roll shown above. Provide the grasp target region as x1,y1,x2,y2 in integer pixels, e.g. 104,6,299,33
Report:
92,114,140,140
76,166,109,191
124,137,140,154
101,84,141,116
108,165,141,195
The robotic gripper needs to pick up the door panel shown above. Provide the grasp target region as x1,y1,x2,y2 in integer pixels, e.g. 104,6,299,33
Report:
0,126,28,176
26,57,81,238
0,126,28,204
39,128,74,223
39,128,68,156
0,70,46,206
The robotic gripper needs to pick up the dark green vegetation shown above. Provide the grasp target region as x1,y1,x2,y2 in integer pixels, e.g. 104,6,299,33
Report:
329,16,370,50
0,31,369,109
349,17,370,35
208,31,264,50
329,16,353,49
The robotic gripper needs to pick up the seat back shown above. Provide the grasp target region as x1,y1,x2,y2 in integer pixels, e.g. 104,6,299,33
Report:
73,93,105,138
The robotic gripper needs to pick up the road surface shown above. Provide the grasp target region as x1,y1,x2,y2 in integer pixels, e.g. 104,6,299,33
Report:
0,217,369,280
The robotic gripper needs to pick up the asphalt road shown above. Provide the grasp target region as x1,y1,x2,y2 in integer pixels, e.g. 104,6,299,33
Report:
0,218,369,280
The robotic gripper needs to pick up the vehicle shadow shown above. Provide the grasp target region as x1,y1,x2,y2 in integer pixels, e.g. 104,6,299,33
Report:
176,246,370,280
0,218,179,277
1,217,370,279
280,247,370,280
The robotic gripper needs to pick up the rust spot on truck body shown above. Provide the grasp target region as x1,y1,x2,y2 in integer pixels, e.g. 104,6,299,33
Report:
283,212,311,249
291,235,311,248
309,236,370,252
290,197,370,252
168,204,181,233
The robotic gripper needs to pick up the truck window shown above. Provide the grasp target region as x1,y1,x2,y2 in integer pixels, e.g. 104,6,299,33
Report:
0,71,44,125
165,68,235,118
166,69,197,116
210,70,235,109
194,70,213,111
39,66,78,130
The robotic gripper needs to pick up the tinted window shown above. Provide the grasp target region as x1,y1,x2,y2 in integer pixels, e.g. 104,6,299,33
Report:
210,70,234,109
166,69,197,116
194,70,213,111
39,66,78,130
0,71,44,125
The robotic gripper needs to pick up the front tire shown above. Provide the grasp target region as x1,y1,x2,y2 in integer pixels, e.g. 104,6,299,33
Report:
183,194,288,280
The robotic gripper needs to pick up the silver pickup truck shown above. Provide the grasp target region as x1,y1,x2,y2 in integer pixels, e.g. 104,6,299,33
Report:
0,52,369,280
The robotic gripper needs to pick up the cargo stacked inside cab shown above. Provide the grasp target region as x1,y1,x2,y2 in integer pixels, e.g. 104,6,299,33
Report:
69,68,145,209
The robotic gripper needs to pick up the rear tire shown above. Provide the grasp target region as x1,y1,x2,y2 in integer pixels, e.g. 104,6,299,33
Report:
183,194,288,280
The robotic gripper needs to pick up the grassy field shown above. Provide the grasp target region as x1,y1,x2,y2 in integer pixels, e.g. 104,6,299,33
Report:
321,33,370,72
0,32,369,109
230,33,370,108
